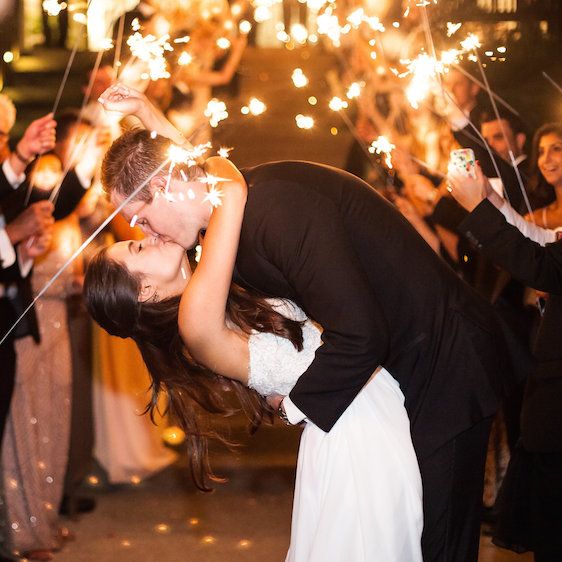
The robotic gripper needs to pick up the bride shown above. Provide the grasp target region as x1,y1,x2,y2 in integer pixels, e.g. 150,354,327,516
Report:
83,85,423,561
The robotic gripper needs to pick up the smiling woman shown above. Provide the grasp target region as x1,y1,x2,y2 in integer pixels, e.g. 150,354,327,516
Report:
526,123,562,228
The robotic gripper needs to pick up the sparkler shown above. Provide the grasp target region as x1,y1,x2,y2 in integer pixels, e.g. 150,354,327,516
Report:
446,22,462,37
369,136,396,169
464,37,534,216
241,98,266,116
295,115,314,129
543,72,562,96
217,147,233,158
42,0,67,16
127,26,173,81
292,68,309,88
113,14,126,77
204,99,228,128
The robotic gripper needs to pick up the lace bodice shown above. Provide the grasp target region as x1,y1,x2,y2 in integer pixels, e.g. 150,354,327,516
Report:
247,300,322,396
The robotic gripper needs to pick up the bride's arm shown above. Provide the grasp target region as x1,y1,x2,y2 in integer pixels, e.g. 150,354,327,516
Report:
98,84,192,149
178,157,250,383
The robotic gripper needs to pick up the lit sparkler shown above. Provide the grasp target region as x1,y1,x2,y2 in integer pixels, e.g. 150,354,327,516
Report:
446,22,462,37
127,24,173,81
291,68,309,88
204,99,228,128
369,136,396,169
42,0,67,16
178,52,193,66
460,33,481,52
295,114,314,129
328,96,348,112
240,97,266,116
217,147,233,158
203,185,224,207
346,82,363,99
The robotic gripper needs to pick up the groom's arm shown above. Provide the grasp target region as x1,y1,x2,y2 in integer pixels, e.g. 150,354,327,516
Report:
460,199,562,293
249,180,390,433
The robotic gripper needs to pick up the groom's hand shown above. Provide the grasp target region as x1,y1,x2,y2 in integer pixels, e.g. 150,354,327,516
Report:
266,394,284,411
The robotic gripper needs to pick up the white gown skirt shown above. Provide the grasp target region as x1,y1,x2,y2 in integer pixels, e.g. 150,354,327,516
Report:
286,368,423,562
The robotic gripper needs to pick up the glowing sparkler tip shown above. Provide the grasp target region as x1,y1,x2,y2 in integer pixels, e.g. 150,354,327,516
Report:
328,97,348,112
460,33,481,52
369,136,396,169
295,114,314,129
291,68,309,88
217,147,233,158
130,215,139,228
203,185,224,208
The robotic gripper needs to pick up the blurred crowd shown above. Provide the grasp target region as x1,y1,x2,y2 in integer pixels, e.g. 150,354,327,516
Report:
1,0,561,560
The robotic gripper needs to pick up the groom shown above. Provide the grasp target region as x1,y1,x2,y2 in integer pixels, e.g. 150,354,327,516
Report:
103,130,518,562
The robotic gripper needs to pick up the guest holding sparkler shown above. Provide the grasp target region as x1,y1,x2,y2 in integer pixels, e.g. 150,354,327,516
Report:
447,130,562,561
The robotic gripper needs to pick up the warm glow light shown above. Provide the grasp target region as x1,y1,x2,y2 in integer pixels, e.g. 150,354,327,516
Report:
295,114,314,129
178,51,193,66
291,68,309,88
3,51,14,63
216,37,231,49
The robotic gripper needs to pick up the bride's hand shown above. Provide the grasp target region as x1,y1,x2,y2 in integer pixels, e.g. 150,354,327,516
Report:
98,84,147,118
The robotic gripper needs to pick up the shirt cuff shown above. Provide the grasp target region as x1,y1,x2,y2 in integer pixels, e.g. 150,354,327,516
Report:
2,159,26,188
282,396,308,425
17,247,33,278
0,228,16,268
448,113,470,132
73,163,92,189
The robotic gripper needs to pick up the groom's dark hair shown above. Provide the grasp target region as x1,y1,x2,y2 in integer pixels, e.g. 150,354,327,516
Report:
101,129,203,202
102,129,168,202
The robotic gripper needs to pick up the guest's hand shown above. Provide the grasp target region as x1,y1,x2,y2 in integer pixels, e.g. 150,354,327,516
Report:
447,164,490,212
17,113,57,160
20,227,53,260
5,201,55,245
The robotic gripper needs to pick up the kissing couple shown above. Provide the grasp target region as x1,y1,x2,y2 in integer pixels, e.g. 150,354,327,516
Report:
85,84,518,561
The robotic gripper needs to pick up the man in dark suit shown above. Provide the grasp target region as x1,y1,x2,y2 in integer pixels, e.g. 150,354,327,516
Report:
448,168,562,562
103,125,522,561
0,112,57,448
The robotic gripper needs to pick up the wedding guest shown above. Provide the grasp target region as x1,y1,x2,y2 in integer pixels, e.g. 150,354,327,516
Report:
1,154,82,561
447,136,562,561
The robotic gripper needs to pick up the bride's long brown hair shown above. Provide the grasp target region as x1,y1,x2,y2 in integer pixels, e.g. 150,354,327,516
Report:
84,247,304,491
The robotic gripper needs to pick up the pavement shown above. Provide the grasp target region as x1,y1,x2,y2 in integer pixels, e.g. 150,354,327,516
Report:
5,44,535,562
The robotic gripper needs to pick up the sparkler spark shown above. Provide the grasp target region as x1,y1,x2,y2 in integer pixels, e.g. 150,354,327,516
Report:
241,98,267,116
295,114,314,129
369,136,396,169
127,25,173,81
328,96,348,112
460,33,481,52
42,0,67,17
178,52,193,66
346,82,363,100
217,147,233,158
168,142,211,166
446,22,462,37
204,99,228,127
203,185,224,207
291,68,309,88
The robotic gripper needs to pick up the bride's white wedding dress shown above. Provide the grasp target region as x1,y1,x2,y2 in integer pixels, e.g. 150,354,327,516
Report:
248,300,423,562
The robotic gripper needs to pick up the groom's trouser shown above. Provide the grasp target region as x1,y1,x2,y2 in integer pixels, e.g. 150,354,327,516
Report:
418,416,493,562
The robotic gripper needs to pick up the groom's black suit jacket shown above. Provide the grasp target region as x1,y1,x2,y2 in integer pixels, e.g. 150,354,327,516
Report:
237,161,518,456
